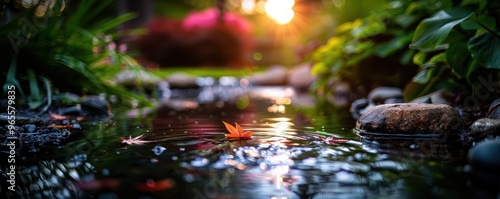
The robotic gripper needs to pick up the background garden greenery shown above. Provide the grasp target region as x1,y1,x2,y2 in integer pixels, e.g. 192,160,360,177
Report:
0,0,151,111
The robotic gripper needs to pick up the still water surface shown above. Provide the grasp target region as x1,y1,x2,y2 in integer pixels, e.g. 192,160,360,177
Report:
7,85,475,199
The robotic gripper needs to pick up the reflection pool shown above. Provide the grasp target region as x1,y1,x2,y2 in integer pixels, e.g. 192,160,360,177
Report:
3,85,476,199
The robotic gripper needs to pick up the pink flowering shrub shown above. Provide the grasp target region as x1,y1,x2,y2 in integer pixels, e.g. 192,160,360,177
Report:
135,8,254,67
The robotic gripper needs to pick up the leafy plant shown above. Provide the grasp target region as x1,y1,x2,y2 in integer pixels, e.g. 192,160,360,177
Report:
405,0,500,101
312,0,500,105
311,0,450,102
0,0,152,111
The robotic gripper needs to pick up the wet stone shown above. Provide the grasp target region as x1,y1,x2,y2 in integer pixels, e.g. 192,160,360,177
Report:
469,118,500,140
356,103,462,135
468,140,500,180
487,98,500,119
368,87,403,104
350,98,374,120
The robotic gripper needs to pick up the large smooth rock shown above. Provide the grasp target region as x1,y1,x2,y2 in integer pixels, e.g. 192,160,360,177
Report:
356,103,462,134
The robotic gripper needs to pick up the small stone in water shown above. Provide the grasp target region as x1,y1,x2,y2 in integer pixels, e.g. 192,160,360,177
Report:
152,146,166,156
469,118,500,140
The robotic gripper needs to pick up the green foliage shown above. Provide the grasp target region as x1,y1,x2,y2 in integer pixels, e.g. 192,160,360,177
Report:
406,0,500,101
313,0,500,104
311,0,444,99
0,0,152,110
468,32,500,69
410,8,474,50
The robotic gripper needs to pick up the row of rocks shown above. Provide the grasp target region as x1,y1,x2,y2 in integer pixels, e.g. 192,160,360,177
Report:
114,63,317,91
245,63,316,90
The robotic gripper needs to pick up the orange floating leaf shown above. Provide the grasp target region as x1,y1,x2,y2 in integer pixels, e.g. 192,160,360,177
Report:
222,121,253,139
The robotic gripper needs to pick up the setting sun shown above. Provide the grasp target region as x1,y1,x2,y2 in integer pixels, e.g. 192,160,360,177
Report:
265,0,295,24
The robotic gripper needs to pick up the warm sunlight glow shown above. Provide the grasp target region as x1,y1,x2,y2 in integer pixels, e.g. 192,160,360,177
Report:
241,0,255,14
255,0,266,13
265,0,295,24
